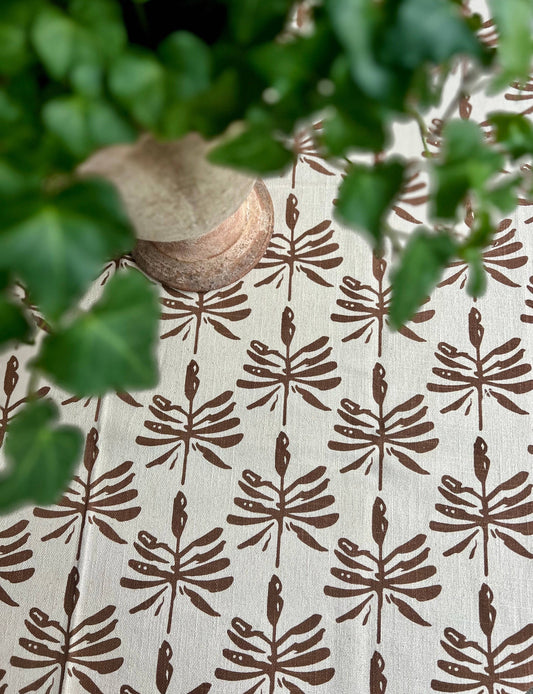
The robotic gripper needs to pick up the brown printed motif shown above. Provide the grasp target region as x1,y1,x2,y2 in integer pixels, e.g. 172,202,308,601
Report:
431,436,533,576
328,363,438,491
227,431,338,568
238,306,341,426
0,355,49,448
438,218,528,291
431,583,533,693
505,78,533,116
61,390,142,423
121,491,233,633
521,276,533,324
215,574,335,693
391,169,428,225
34,428,141,561
370,652,387,694
99,253,135,285
11,567,123,693
290,122,335,189
0,519,34,607
331,255,434,357
254,194,342,301
427,308,533,431
160,281,251,354
0,670,6,694
325,497,441,644
121,640,211,694
136,359,242,484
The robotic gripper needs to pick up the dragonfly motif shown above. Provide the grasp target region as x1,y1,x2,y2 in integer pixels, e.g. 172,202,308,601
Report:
328,362,438,491
237,306,341,426
370,652,387,694
227,431,338,568
121,491,233,634
0,518,34,607
331,254,434,357
427,307,533,431
290,122,336,189
430,436,533,576
325,497,441,644
136,359,242,484
34,428,141,561
215,574,335,694
521,276,533,324
160,281,251,354
254,194,342,302
61,390,142,423
432,583,533,693
11,567,123,694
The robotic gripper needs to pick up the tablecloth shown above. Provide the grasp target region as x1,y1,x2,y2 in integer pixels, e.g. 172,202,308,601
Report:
1,16,533,694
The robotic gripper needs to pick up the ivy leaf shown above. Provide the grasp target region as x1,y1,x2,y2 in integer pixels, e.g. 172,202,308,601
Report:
0,296,32,347
335,158,405,245
208,125,293,174
31,6,77,79
224,0,293,45
0,179,134,319
389,230,457,328
109,49,166,129
159,31,211,100
432,120,503,219
34,270,159,396
0,400,84,511
489,113,533,160
464,249,487,298
488,0,533,89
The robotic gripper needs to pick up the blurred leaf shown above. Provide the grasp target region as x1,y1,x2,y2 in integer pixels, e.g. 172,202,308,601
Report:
432,120,503,219
390,230,457,328
489,112,533,160
35,271,159,396
224,0,293,44
31,6,77,79
464,249,487,298
336,158,405,244
208,125,293,174
489,0,533,89
159,31,211,100
0,400,83,511
109,49,166,129
0,180,134,319
0,297,32,347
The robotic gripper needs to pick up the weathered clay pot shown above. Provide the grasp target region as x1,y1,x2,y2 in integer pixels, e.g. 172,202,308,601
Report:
79,133,274,291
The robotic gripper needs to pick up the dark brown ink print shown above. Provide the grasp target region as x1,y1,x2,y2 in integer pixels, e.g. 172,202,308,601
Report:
34,428,141,561
370,652,387,694
331,255,434,357
0,670,6,694
254,194,342,301
120,640,212,694
160,281,251,354
61,390,142,423
325,497,441,644
505,77,533,116
391,169,428,225
431,583,533,693
438,219,528,291
137,359,242,483
430,436,533,576
329,363,438,491
227,431,338,568
121,491,233,634
521,277,533,324
291,122,335,189
99,253,135,285
11,567,123,693
0,519,34,607
0,355,49,448
238,307,341,426
15,284,51,334
427,308,533,431
215,574,335,694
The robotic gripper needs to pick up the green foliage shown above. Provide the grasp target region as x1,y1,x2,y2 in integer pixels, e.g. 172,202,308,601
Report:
35,270,159,396
0,400,83,511
0,0,531,511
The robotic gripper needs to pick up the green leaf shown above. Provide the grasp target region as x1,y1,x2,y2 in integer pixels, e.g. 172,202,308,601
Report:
489,112,533,160
224,0,293,44
0,180,134,319
35,271,159,396
488,0,533,88
0,22,29,75
335,158,405,244
380,0,484,69
109,49,166,129
464,249,487,298
0,296,32,347
31,6,77,79
390,230,457,328
0,400,83,511
208,125,293,174
159,31,211,100
432,120,503,219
